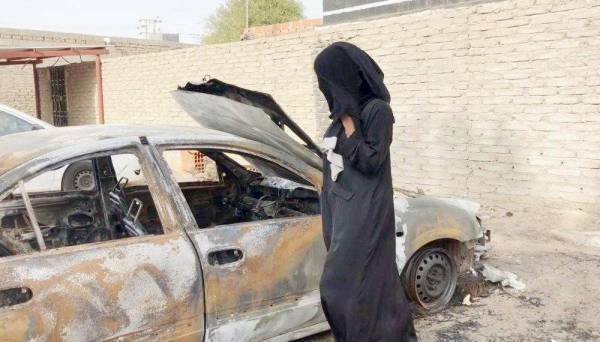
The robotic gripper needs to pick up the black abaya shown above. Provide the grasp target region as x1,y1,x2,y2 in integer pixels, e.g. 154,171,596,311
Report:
316,42,417,342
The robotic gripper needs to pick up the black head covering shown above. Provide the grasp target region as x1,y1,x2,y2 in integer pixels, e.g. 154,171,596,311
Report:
314,42,390,120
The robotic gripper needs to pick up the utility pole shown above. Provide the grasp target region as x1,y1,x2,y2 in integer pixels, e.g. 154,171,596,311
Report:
137,17,162,39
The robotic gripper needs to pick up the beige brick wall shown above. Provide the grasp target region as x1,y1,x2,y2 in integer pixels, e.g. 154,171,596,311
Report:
243,18,323,39
2,64,98,125
101,32,321,138
65,63,98,125
99,0,600,217
0,66,36,114
2,0,599,217
329,0,600,215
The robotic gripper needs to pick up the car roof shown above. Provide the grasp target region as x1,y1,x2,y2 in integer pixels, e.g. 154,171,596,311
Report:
0,124,238,177
0,104,54,128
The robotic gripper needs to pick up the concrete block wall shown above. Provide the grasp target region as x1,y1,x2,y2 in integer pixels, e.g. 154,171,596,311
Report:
326,0,600,215
101,31,322,139
8,0,599,218
0,66,36,114
65,63,98,125
2,63,98,125
243,18,323,39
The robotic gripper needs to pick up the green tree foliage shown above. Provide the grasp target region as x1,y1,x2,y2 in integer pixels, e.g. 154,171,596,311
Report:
203,0,304,44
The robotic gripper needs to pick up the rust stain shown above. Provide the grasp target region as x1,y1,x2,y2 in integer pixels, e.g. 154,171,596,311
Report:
201,216,324,317
0,233,203,341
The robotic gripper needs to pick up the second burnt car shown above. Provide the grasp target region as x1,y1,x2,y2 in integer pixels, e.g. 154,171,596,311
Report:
0,80,487,341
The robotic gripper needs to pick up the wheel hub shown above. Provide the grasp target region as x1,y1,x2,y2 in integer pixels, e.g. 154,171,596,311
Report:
73,170,95,191
414,250,455,306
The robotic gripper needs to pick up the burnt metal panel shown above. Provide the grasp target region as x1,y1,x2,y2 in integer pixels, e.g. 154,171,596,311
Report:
0,233,204,340
0,138,207,340
171,89,323,171
395,196,483,257
189,215,327,340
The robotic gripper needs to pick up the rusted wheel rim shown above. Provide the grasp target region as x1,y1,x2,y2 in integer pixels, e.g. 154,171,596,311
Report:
411,248,457,310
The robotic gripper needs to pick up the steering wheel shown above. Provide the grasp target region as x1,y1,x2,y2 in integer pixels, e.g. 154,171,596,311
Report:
108,177,129,212
107,177,147,237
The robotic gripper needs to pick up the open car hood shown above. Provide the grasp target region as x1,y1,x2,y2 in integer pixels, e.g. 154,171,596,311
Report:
172,79,322,170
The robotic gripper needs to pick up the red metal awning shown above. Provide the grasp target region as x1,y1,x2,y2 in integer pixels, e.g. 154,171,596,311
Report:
0,46,108,63
0,46,110,123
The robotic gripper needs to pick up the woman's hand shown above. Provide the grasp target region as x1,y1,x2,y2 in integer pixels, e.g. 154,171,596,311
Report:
340,114,356,137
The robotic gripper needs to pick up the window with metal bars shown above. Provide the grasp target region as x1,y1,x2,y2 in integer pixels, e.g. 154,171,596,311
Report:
193,152,205,172
50,67,68,127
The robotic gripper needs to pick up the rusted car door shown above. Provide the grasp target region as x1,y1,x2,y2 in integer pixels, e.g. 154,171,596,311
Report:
152,142,328,340
0,145,204,341
171,80,331,339
189,215,326,340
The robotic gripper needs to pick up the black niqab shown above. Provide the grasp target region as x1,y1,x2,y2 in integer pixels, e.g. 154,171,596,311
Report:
314,42,390,120
316,42,417,342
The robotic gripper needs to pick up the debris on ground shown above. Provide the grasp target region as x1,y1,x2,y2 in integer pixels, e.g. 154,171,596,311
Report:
474,244,490,261
462,294,472,306
451,272,491,309
480,264,526,291
458,272,490,298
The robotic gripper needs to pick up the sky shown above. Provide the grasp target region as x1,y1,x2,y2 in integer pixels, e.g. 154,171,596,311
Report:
0,0,323,43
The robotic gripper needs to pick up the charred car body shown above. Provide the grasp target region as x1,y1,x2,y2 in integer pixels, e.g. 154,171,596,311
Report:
0,80,487,340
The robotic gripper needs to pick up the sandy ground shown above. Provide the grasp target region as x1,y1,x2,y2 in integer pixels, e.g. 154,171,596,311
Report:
304,208,600,341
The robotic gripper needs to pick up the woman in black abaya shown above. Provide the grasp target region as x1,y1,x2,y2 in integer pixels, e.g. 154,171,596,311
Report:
315,42,417,342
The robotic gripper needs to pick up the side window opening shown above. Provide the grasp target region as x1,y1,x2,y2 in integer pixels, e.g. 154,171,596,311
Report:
161,149,320,229
0,152,163,258
163,150,221,185
0,110,35,137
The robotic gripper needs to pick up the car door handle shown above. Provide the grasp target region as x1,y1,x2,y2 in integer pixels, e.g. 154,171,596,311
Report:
0,287,33,308
208,248,244,266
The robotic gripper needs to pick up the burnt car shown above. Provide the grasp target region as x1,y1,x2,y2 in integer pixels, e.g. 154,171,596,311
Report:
0,80,487,341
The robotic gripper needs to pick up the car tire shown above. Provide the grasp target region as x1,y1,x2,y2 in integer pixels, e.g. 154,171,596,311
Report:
0,243,12,257
402,246,457,312
61,161,96,191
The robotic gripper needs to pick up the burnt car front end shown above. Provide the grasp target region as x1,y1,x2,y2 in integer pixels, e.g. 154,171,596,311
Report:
394,193,489,311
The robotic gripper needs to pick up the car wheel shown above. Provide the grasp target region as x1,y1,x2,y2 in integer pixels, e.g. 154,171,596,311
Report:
403,247,457,312
0,243,12,257
61,161,96,191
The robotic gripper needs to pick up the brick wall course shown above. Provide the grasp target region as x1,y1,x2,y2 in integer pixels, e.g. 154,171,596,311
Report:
102,0,600,217
3,0,600,218
0,66,35,113
243,18,322,39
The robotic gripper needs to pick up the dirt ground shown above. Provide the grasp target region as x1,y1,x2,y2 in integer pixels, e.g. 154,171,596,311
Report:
304,208,600,341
